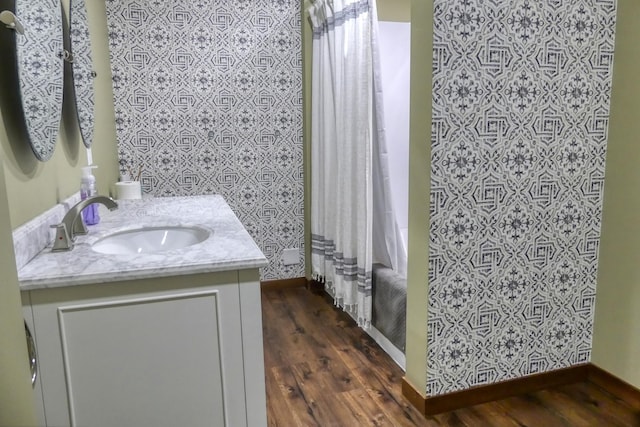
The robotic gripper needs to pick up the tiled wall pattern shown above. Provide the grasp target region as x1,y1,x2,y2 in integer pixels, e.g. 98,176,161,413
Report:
105,0,304,280
429,0,616,395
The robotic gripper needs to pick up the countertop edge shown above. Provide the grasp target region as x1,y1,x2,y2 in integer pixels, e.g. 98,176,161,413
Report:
19,258,269,291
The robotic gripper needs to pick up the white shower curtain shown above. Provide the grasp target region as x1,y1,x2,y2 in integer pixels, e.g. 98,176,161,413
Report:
308,0,407,328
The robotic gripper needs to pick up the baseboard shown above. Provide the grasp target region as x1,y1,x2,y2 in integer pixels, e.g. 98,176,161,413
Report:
403,364,590,415
402,363,640,416
588,364,640,408
260,277,307,291
401,377,426,415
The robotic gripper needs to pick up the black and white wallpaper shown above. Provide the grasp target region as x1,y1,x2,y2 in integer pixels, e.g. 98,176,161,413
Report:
70,0,95,148
105,0,304,280
15,0,64,161
429,0,616,395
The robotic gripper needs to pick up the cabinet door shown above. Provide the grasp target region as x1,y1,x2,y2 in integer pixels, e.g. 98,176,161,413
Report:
30,274,247,427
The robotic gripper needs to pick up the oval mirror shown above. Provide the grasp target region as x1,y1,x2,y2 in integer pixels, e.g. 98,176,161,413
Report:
69,0,95,148
15,0,64,161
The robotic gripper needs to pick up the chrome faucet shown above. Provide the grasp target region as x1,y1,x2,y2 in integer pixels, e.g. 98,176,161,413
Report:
51,196,119,252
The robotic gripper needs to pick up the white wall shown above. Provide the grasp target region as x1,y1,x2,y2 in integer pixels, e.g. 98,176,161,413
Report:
378,21,411,249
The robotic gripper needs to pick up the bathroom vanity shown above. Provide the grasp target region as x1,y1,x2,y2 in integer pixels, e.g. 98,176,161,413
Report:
18,196,268,427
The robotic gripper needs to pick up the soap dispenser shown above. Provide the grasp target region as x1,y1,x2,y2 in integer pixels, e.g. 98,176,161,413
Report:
80,165,100,225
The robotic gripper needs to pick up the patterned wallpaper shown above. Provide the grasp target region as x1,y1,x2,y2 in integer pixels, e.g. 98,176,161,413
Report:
70,0,95,148
15,0,64,161
105,0,304,280
429,0,616,395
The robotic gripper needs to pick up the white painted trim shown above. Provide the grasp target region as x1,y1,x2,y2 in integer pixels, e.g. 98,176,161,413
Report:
238,270,267,427
367,326,406,371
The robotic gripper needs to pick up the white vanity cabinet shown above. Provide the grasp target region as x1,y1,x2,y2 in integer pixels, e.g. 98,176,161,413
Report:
23,269,267,427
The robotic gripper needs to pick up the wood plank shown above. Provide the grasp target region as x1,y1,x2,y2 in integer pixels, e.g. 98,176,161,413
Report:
277,290,429,425
262,287,640,426
588,364,640,409
261,293,297,369
269,366,319,427
265,290,361,390
492,394,573,426
454,404,523,427
290,362,363,426
340,388,395,426
262,289,334,367
263,288,428,426
266,369,304,427
555,382,640,427
535,387,623,426
351,364,433,426
430,411,467,427
290,357,357,395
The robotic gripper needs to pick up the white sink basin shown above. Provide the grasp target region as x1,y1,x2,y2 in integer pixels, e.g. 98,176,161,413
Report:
92,226,210,255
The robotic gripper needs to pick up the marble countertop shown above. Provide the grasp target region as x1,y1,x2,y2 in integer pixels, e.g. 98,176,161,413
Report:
18,195,268,290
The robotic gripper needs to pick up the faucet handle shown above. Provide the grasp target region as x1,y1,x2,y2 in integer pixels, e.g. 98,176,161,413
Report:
50,223,73,252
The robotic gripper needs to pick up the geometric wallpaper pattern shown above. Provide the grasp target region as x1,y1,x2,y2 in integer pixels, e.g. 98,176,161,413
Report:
15,0,64,161
105,0,304,280
429,0,617,396
70,0,96,148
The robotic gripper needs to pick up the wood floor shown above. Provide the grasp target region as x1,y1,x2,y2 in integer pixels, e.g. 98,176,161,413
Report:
261,287,640,426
